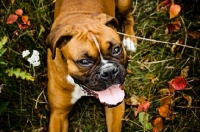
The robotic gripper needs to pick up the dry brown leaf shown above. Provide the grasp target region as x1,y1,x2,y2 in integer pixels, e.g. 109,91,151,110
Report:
183,94,192,107
125,95,140,106
158,88,170,96
187,31,200,39
181,66,189,77
137,96,147,103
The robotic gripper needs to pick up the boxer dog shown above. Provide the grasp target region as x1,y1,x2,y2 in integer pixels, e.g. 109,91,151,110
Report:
46,0,137,131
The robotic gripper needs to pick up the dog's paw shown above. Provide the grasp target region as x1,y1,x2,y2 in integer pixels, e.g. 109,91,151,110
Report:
122,37,137,52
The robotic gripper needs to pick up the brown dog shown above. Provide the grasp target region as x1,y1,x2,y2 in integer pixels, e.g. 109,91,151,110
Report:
46,0,137,131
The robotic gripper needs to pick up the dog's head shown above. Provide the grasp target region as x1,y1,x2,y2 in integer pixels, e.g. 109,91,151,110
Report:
46,13,127,107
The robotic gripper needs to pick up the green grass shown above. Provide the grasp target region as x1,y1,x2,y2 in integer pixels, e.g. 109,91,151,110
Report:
0,0,200,131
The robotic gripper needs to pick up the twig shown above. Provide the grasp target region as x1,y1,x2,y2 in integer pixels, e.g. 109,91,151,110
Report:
180,16,188,56
144,58,175,64
34,90,45,109
117,32,200,51
175,106,200,109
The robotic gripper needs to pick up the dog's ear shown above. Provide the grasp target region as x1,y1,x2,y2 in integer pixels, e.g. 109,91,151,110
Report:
46,24,74,59
93,13,119,29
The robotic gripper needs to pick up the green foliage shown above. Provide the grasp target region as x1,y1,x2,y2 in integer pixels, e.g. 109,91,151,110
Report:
139,112,153,130
0,36,8,50
5,68,34,81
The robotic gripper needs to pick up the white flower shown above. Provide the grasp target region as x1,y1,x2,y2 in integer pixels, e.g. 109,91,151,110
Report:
32,61,41,67
26,50,41,67
22,50,30,58
32,50,39,56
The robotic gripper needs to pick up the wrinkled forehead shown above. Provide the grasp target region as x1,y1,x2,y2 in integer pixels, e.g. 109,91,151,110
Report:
62,24,121,59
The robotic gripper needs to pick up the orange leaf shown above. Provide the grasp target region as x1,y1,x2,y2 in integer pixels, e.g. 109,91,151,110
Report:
6,14,18,24
136,101,150,113
22,16,30,25
158,104,169,117
169,4,181,19
168,76,186,91
152,127,159,132
127,69,133,74
153,117,163,131
15,9,23,16
160,96,171,106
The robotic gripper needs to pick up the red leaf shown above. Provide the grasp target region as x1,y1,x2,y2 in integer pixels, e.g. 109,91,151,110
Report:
168,76,186,91
163,0,171,6
166,24,176,33
18,23,29,29
6,14,18,24
136,101,150,113
15,9,23,16
169,4,181,19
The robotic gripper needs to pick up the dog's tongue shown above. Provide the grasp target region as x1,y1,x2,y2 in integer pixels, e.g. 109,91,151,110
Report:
94,84,125,105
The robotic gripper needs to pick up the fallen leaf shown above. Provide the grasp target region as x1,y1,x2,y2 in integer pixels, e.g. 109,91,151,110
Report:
187,31,200,39
139,112,153,130
171,39,183,53
18,23,29,29
152,127,159,132
158,88,170,96
169,3,181,19
137,96,147,103
158,104,169,117
168,76,186,91
137,101,150,113
156,0,171,11
181,66,189,77
183,94,192,107
125,95,140,106
6,14,18,24
166,24,176,33
15,9,23,16
22,15,30,25
164,0,171,6
146,74,158,84
127,69,133,74
153,117,163,131
160,96,171,106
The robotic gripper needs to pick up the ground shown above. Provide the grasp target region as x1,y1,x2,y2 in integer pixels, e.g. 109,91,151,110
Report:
0,0,200,131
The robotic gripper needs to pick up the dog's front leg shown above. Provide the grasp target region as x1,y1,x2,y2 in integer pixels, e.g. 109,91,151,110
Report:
105,101,125,132
49,110,71,132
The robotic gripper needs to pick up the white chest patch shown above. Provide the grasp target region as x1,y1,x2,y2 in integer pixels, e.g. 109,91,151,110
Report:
122,38,137,52
66,75,87,104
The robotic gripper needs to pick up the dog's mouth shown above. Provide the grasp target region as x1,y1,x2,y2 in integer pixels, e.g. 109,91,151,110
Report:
80,84,125,107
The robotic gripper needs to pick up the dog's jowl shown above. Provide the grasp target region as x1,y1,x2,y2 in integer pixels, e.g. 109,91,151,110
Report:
46,0,137,131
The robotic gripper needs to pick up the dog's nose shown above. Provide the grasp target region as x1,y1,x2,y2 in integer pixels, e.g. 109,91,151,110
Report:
100,67,119,80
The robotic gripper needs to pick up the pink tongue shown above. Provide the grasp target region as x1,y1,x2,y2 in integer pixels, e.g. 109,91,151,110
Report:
94,84,125,105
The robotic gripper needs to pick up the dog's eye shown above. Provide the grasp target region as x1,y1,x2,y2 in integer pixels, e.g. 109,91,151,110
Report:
77,59,94,66
112,46,122,56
